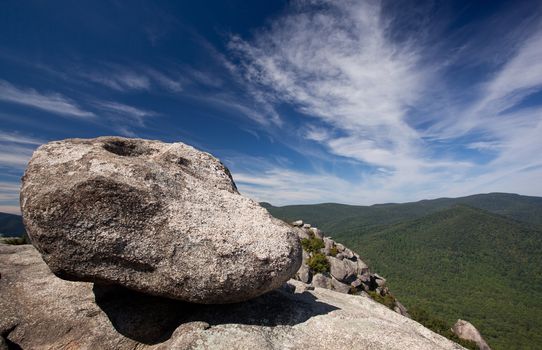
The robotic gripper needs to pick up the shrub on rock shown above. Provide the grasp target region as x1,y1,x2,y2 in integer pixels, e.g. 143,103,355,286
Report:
301,237,325,254
307,253,330,273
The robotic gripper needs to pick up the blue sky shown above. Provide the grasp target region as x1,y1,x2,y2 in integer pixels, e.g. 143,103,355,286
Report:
1,0,542,214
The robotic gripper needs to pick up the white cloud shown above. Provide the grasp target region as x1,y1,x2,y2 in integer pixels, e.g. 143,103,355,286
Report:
81,65,183,93
193,93,277,126
0,80,94,118
93,101,158,129
0,182,20,202
0,144,36,167
83,71,151,91
227,0,448,192
479,28,542,114
0,131,44,145
145,68,183,92
226,0,542,204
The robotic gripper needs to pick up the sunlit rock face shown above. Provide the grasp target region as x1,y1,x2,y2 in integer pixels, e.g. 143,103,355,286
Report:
1,244,466,350
20,136,301,304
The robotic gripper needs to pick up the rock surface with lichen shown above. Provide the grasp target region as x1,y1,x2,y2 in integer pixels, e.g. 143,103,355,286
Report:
0,244,466,350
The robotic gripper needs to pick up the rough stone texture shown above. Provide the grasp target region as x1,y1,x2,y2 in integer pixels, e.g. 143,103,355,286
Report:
374,274,387,287
356,259,369,274
376,278,387,287
452,319,492,350
343,248,354,259
351,279,363,288
311,273,332,289
323,237,333,255
0,245,465,350
296,264,312,284
394,301,411,318
329,256,357,283
310,227,323,240
291,220,303,227
20,137,302,304
331,277,351,294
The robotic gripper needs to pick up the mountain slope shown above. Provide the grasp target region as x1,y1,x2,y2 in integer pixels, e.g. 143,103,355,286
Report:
0,212,25,237
353,205,542,350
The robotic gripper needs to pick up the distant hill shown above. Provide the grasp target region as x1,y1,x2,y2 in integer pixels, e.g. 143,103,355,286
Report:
265,193,542,350
263,193,542,236
0,212,25,237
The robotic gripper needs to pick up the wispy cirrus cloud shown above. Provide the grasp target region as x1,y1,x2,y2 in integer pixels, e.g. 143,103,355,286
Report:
92,100,160,136
80,64,183,93
0,132,44,214
0,131,44,146
224,0,542,204
0,131,43,168
94,101,158,119
227,0,444,189
0,80,94,118
85,71,151,91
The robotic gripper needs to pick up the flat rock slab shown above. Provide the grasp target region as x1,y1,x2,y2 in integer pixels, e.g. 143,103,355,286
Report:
0,245,466,350
20,137,301,303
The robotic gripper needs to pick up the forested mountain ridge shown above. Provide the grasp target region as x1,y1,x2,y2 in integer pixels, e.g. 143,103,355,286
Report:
264,193,542,350
262,192,542,236
0,212,25,237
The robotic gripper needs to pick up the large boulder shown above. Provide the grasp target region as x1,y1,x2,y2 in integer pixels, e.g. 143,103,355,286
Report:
0,245,466,350
20,137,302,304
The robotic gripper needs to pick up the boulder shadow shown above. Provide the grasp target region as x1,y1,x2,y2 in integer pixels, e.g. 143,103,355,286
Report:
92,284,339,345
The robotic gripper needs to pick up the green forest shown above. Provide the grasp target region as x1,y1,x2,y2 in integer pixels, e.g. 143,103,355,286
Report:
265,193,542,350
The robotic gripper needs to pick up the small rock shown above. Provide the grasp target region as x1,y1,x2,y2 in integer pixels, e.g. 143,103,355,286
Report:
374,274,387,287
394,301,410,318
297,228,312,240
342,248,354,259
297,264,312,284
323,237,334,255
336,253,345,260
291,220,304,227
311,273,332,289
331,277,351,294
336,243,345,252
452,320,492,350
310,227,324,240
351,279,363,288
329,257,357,283
303,223,311,229
356,260,369,275
302,250,310,263
359,274,371,283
